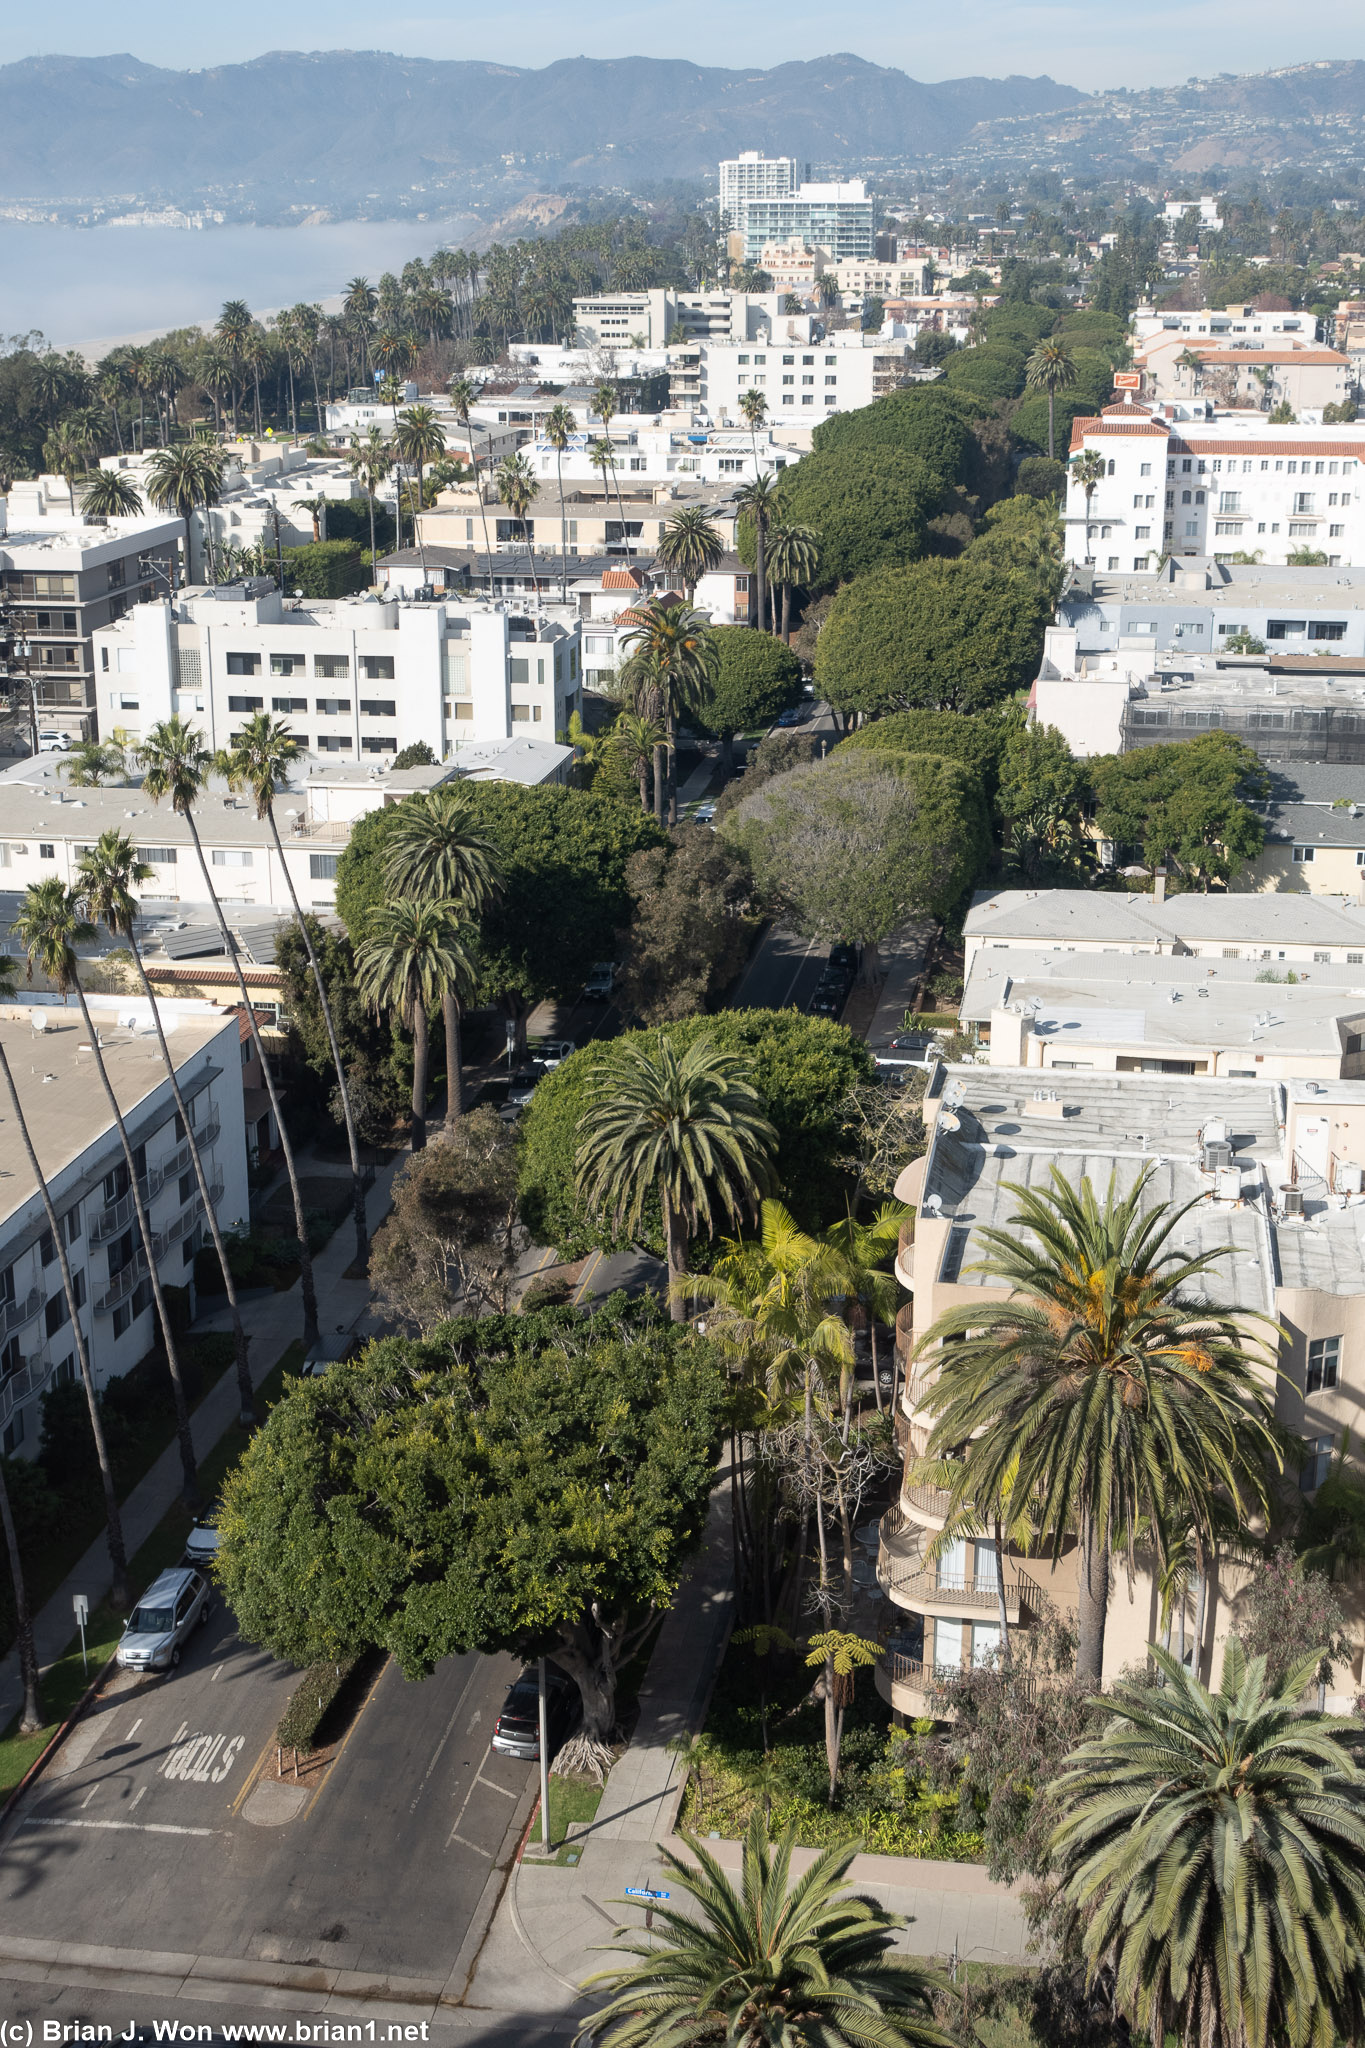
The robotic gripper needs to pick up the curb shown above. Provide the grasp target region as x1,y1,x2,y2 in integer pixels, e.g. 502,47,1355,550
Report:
0,1649,119,1827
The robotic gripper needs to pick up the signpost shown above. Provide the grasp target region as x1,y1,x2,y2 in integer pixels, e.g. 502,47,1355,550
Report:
73,1593,89,1675
537,1657,552,1860
624,1885,670,1930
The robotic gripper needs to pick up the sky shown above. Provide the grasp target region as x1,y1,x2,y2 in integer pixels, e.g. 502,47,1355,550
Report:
10,0,1365,93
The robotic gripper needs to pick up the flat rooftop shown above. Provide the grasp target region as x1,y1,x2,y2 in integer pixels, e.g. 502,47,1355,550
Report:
1066,564,1365,613
966,887,1365,953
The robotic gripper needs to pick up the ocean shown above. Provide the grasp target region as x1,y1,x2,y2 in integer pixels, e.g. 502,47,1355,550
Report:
1,215,482,357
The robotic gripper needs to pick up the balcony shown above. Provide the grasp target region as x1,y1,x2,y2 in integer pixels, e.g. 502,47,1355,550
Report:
878,1556,1036,1626
0,1286,43,1337
874,1646,933,1717
0,1350,54,1432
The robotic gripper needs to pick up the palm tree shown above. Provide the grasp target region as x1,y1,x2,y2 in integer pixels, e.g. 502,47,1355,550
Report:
347,428,392,582
0,1444,41,1732
541,403,577,603
1070,448,1106,554
657,508,724,605
1024,335,1077,461
13,880,201,1507
448,377,495,598
1176,346,1204,393
0,1017,130,1615
620,598,717,827
292,495,327,544
764,522,821,644
43,422,86,513
79,470,144,520
1051,1642,1365,2048
738,386,769,474
734,474,779,633
917,1166,1283,1684
139,717,321,1350
610,710,666,814
355,900,477,1153
395,404,447,517
75,832,256,1429
147,443,224,583
62,739,129,788
218,715,369,1269
381,789,504,1133
496,452,541,596
576,1032,776,1320
577,1815,953,2048
823,1202,902,1418
215,300,253,436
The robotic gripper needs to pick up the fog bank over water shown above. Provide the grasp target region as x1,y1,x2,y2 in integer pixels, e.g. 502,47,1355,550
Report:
3,216,481,355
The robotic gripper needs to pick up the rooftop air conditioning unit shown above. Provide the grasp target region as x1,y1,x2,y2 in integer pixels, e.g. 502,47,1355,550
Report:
1338,1162,1364,1196
1214,1167,1241,1202
1280,1185,1305,1218
1203,1139,1234,1172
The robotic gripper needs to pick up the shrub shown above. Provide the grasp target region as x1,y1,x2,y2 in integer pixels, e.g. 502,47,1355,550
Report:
276,1654,362,1754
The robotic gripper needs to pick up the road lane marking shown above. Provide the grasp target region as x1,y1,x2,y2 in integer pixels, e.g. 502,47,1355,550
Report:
80,1786,97,1809
476,1774,518,1799
447,1739,503,1847
779,934,821,1009
130,1787,145,1810
161,1730,244,1782
211,1665,224,1682
22,1817,217,1836
573,1250,603,1303
125,1718,142,1739
449,1831,493,1858
408,1662,482,1815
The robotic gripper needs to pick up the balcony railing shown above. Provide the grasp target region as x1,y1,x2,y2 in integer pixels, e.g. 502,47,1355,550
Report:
90,1124,222,1242
95,1251,148,1315
0,1286,43,1336
0,1350,53,1430
902,1480,957,1520
877,1558,1040,1622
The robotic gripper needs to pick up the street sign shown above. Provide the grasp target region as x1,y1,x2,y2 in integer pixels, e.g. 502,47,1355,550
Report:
624,1887,670,1900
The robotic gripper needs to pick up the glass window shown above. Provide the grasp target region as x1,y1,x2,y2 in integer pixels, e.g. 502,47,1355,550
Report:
359,699,397,717
227,695,263,713
1307,1336,1340,1394
272,696,307,713
359,656,395,681
226,653,260,676
269,654,299,677
309,854,339,880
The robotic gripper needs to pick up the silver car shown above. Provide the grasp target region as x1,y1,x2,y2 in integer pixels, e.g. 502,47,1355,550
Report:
116,1567,211,1673
183,1505,221,1569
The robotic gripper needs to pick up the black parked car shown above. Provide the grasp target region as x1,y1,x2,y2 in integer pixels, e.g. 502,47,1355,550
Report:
491,1666,578,1762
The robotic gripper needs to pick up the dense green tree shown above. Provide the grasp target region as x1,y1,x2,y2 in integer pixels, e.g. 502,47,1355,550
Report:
355,900,477,1152
811,386,969,487
1008,388,1102,458
518,1010,872,1257
722,751,989,972
215,1297,727,1756
1016,455,1068,499
711,729,821,823
1051,1644,1365,2048
336,786,665,1036
617,825,755,1024
694,627,802,756
837,708,1011,799
943,344,1028,402
757,448,939,594
368,1106,519,1329
281,539,366,598
815,558,1051,719
274,919,406,1142
1024,335,1077,459
1089,732,1269,889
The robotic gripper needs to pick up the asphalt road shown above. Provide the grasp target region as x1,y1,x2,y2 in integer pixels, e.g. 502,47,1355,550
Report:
0,1595,533,1987
730,925,828,1013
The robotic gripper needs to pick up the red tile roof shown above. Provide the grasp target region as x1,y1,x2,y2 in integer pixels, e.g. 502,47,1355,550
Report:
601,567,645,590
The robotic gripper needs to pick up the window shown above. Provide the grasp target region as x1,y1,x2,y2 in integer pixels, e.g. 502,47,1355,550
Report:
269,654,300,677
315,734,351,752
359,699,396,717
1293,845,1315,863
309,854,339,881
1330,524,1346,538
359,656,394,681
315,698,351,716
1214,522,1243,536
1307,1336,1341,1394
211,849,254,868
1294,493,1316,514
39,841,53,860
1135,526,1150,539
1289,522,1317,537
361,735,397,752
227,695,263,713
226,653,261,676
451,702,474,720
1315,950,1332,963
1267,620,1307,639
1221,948,1241,959
136,846,176,867
272,696,307,713
1309,622,1346,640
781,374,794,386
1218,493,1241,514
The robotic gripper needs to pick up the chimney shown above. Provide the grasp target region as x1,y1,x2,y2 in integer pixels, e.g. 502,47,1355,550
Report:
1153,867,1168,904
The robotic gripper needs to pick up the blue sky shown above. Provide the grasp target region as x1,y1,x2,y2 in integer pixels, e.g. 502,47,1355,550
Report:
13,0,1365,92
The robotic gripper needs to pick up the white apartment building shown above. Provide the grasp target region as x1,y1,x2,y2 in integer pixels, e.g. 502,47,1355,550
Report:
963,884,1365,974
684,332,911,427
0,992,248,1457
525,421,794,490
732,181,874,264
417,478,742,561
1135,337,1351,413
1065,402,1365,572
831,259,934,303
1160,195,1224,231
571,289,788,351
91,583,582,764
719,151,799,221
0,482,183,741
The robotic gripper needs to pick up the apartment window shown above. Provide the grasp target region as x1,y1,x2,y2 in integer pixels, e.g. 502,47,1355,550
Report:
309,854,339,881
782,355,794,365
316,698,351,716
315,734,352,751
1315,951,1332,963
1218,493,1240,514
272,696,307,713
1294,493,1316,514
451,702,474,721
226,653,260,676
1293,845,1315,863
1184,522,1199,537
781,374,794,386
359,656,394,681
801,374,814,385
361,735,397,752
1135,526,1150,539
1289,523,1317,537
210,849,254,870
1221,948,1241,959
1267,621,1306,639
1330,525,1346,538
359,699,397,717
136,846,176,867
1307,1336,1341,1394
1309,622,1346,641
801,395,815,405
510,704,531,722
227,695,263,713
269,654,301,677
1214,522,1242,536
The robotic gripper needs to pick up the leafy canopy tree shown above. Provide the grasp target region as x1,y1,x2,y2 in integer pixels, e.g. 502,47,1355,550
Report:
815,557,1051,721
1050,1643,1365,2048
617,825,755,1024
694,626,802,757
1088,731,1269,889
755,448,941,595
943,343,1028,402
837,708,1010,803
722,751,989,978
214,1297,728,1760
519,1009,872,1259
918,1166,1282,1684
274,918,406,1144
577,1816,954,2048
369,1105,519,1330
811,385,970,489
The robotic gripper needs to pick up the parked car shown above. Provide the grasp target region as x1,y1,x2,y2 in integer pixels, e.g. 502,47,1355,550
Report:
774,706,807,729
829,943,857,976
531,1038,577,1068
183,1502,222,1569
582,962,616,1001
506,1065,542,1108
491,1666,578,1762
298,1331,359,1378
37,729,70,753
692,801,717,825
808,981,847,1019
115,1567,211,1673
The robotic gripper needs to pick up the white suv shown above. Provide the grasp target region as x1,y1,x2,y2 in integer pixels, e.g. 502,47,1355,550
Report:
116,1567,211,1673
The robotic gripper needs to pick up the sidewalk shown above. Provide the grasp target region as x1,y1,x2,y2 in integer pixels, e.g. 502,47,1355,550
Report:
462,1484,1031,2035
0,1154,403,1729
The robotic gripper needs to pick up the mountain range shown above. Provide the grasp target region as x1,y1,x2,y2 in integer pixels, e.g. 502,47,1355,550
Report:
0,52,1083,206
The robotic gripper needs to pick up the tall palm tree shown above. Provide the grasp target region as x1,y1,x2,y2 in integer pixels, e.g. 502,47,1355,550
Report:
764,522,821,644
620,598,717,827
657,508,724,606
541,403,577,603
13,881,200,1508
215,300,253,436
76,831,256,1428
496,452,540,597
576,1032,776,1320
347,427,392,581
1024,335,1077,461
917,1166,1282,1683
610,710,666,814
0,1441,41,1732
0,1018,130,1615
1070,447,1106,556
146,443,224,583
587,436,628,548
738,386,768,475
139,718,321,1350
79,470,144,520
578,1815,953,2048
734,474,779,634
218,715,368,1269
292,495,327,544
395,404,447,518
822,1201,902,1418
448,377,495,597
43,422,86,513
1051,1643,1365,2048
381,789,504,1133
355,900,477,1153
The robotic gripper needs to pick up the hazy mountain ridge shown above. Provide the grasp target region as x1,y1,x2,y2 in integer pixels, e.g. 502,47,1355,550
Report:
0,51,1084,206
